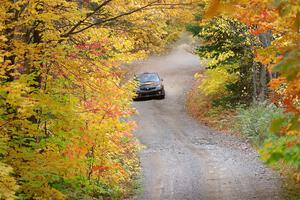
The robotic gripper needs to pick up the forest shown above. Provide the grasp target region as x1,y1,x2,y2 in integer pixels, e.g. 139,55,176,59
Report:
0,0,299,199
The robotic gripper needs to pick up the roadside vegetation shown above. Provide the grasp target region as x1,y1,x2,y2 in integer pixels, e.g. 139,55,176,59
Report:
186,0,300,198
0,1,194,199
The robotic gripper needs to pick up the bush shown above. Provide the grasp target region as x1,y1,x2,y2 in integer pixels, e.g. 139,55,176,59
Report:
234,102,286,145
198,68,238,98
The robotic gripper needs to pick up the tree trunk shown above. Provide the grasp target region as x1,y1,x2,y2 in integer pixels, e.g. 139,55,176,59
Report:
256,30,273,102
252,62,258,103
258,64,267,102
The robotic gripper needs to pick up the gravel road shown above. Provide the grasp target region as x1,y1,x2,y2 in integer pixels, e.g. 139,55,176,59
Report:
131,33,282,200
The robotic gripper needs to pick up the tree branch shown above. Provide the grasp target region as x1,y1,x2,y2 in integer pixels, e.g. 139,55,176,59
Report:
62,0,114,37
68,0,160,35
61,0,200,38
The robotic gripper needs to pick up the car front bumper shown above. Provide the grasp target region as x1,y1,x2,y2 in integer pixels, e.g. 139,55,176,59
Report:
135,89,164,99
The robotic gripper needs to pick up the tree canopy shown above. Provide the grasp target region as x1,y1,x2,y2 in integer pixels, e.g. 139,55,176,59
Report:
0,0,196,199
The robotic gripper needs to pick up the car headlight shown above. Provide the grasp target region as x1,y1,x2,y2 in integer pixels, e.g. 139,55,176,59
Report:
155,85,162,89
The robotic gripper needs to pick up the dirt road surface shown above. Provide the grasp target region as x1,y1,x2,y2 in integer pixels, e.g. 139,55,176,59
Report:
131,33,282,200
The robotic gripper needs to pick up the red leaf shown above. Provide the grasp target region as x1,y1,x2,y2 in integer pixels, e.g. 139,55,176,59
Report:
92,166,110,172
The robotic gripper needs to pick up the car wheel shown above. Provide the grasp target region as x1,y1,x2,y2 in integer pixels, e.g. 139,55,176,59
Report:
158,90,165,99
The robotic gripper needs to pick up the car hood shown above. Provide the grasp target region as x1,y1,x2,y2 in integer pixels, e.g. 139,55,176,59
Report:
139,81,160,87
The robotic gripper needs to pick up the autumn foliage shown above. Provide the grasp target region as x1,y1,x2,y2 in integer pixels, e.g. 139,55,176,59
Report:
200,0,300,181
0,0,195,199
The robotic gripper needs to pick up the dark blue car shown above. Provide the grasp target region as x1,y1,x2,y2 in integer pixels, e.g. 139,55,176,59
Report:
134,72,165,100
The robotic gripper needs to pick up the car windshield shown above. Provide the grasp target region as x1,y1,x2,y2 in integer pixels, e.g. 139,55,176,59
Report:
137,73,160,83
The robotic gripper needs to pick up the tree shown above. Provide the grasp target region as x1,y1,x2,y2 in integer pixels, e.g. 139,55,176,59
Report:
193,16,254,106
0,0,197,198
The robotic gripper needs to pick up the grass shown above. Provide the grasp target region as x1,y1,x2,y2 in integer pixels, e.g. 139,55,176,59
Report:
276,163,300,200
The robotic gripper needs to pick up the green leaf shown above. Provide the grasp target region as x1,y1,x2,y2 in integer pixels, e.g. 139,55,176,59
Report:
267,152,283,163
270,117,286,132
289,115,300,131
273,49,300,81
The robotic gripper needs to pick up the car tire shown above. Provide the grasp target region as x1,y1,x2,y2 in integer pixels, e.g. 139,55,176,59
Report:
158,90,165,99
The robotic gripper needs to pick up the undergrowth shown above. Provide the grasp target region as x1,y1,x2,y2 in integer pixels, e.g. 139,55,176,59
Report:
234,102,286,146
186,79,236,134
186,77,300,199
